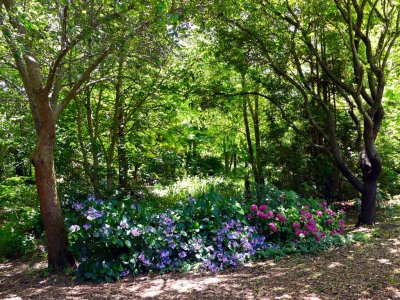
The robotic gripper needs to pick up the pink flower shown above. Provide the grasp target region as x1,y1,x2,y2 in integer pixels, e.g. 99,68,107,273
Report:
277,213,286,222
321,232,327,237
326,209,336,216
251,204,258,212
316,210,323,217
326,219,333,225
304,205,310,210
331,229,337,235
293,222,301,229
257,211,265,218
314,235,321,242
247,214,253,220
322,201,328,207
308,219,316,225
269,223,278,232
295,230,303,236
259,204,268,211
266,210,274,219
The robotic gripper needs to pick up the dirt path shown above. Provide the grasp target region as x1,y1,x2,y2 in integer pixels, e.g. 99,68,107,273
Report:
1,206,400,300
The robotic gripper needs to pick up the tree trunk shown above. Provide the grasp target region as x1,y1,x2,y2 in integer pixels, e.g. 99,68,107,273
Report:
31,117,75,271
358,178,377,225
117,108,129,192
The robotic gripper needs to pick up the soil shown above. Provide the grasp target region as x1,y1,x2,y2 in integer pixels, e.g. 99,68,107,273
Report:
1,204,400,300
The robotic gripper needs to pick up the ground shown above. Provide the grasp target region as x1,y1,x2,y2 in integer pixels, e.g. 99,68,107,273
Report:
1,203,400,300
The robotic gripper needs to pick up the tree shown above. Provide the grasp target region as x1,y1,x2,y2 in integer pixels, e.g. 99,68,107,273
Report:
0,0,136,270
217,0,400,224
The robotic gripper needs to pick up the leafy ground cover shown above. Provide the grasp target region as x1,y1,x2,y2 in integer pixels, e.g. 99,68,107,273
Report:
1,200,399,299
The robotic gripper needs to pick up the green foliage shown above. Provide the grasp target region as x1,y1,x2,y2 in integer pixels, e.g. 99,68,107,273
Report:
65,192,271,281
0,178,42,258
65,184,347,281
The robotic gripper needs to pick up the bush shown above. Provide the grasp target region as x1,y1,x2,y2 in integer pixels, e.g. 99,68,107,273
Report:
0,225,37,258
65,186,345,282
65,193,276,281
0,178,42,259
248,194,344,243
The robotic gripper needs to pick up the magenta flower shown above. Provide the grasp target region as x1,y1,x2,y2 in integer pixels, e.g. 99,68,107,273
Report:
322,201,328,207
269,222,278,232
308,219,316,225
250,204,258,212
325,208,336,216
295,230,303,236
326,219,333,225
276,213,286,222
265,210,274,219
247,213,253,220
259,204,267,211
293,222,301,229
316,210,323,217
256,211,265,218
314,234,321,242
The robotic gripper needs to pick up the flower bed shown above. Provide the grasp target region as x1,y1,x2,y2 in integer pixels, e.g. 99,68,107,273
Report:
65,189,345,282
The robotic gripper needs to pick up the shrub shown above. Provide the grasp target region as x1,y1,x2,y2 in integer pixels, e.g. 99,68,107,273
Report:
0,216,39,258
65,193,276,282
65,186,345,282
247,193,345,244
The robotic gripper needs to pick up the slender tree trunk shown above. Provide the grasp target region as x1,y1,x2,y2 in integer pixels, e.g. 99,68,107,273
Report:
117,108,129,191
31,107,74,271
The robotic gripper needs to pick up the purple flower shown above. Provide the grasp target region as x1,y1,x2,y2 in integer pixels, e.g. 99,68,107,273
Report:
178,251,187,258
160,250,169,258
83,223,91,231
156,263,166,269
72,202,84,211
120,269,130,277
86,207,103,220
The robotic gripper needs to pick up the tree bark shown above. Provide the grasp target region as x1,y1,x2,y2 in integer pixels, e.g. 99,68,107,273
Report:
31,107,75,271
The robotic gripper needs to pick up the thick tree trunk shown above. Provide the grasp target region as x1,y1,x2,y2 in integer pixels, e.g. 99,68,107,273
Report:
31,119,75,271
358,178,377,225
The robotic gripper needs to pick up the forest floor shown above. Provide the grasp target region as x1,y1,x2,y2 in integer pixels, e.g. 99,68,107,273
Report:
1,200,400,300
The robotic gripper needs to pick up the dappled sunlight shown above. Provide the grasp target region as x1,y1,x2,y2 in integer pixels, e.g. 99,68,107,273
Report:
376,258,392,265
327,262,344,269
